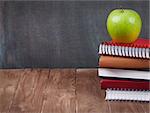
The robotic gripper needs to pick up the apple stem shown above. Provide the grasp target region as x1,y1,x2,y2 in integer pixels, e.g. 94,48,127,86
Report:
120,5,124,13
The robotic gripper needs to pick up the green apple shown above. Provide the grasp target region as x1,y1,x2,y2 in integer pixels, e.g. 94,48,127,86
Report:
107,9,142,43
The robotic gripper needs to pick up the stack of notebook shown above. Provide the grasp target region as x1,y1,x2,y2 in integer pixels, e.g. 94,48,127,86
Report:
98,38,150,102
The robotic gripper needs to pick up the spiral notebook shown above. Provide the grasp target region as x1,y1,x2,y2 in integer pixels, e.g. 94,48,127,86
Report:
99,38,150,59
105,89,150,102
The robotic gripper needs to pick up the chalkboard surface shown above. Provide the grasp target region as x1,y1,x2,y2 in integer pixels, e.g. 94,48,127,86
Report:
0,1,149,68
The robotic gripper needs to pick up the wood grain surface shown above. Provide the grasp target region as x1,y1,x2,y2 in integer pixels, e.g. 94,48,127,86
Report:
76,69,109,113
0,69,23,112
41,69,76,113
8,69,49,113
0,69,149,113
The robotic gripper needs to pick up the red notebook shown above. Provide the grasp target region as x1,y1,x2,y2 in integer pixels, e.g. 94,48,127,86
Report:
102,38,150,48
99,38,150,59
100,79,150,90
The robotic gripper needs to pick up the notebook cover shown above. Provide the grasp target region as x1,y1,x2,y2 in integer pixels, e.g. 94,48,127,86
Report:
100,79,150,90
99,56,150,69
105,89,150,102
103,38,150,48
99,39,150,59
98,68,150,80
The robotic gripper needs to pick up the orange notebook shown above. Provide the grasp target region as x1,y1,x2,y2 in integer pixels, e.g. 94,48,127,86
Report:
99,56,150,69
99,38,150,59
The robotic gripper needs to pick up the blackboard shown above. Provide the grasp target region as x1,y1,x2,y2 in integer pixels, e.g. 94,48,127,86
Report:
0,1,149,68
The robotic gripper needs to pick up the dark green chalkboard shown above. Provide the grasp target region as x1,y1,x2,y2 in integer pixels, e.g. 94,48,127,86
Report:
0,1,149,68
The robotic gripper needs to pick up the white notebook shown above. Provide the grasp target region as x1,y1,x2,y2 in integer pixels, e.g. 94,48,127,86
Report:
105,89,150,102
98,68,150,80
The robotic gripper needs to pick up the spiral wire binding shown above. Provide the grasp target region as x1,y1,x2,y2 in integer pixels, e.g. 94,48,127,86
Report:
99,44,150,59
105,88,150,102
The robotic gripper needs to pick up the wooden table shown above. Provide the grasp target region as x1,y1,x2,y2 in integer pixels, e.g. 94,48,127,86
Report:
0,69,149,113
